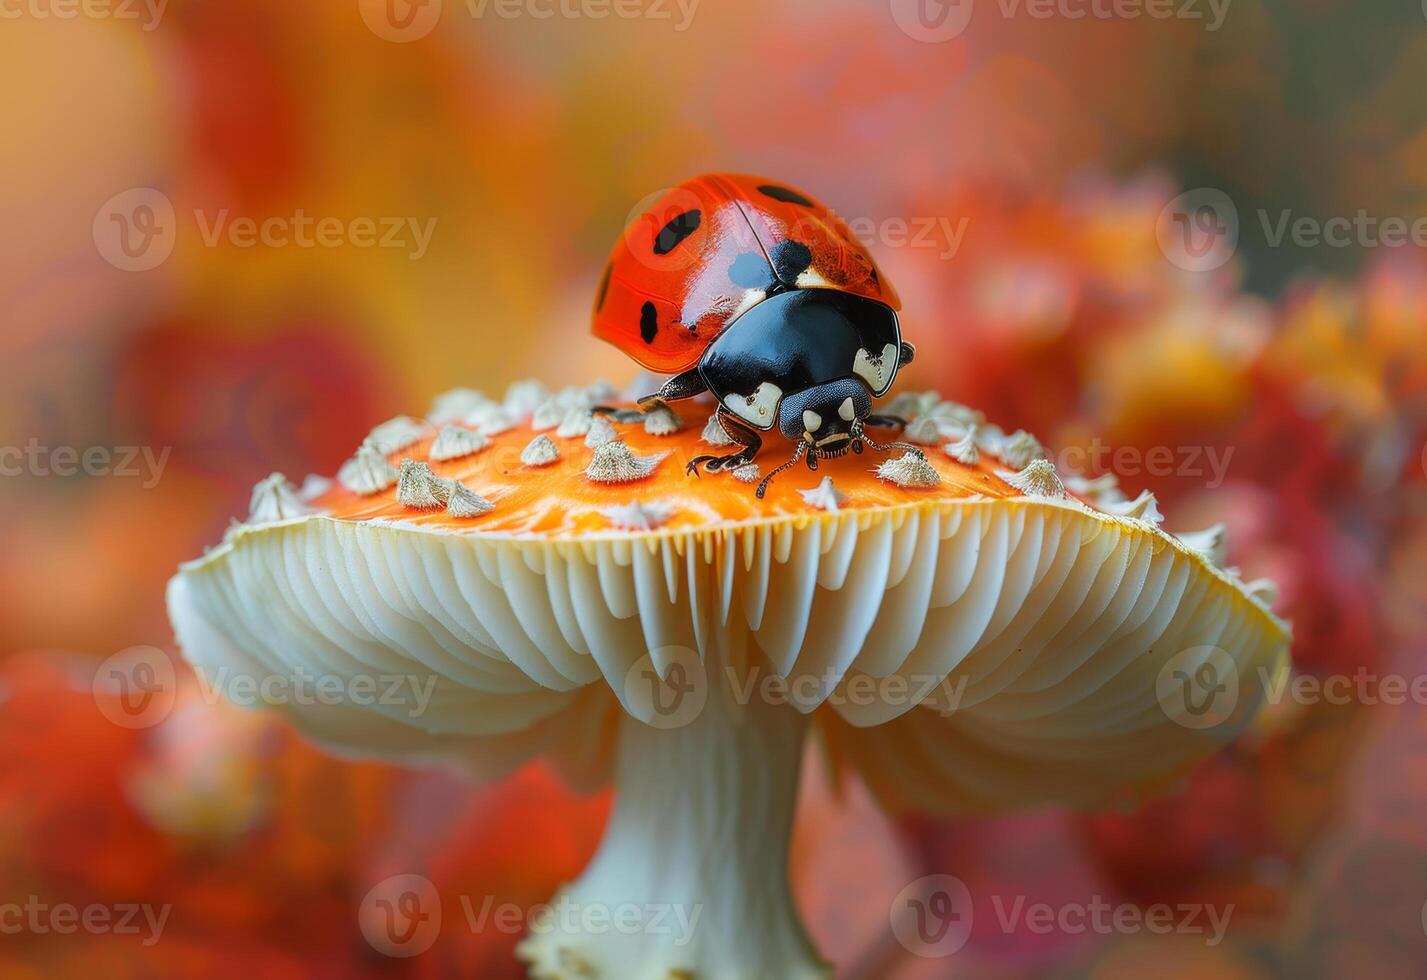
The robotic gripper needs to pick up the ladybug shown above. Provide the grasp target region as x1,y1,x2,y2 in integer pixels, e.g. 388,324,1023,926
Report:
592,173,920,497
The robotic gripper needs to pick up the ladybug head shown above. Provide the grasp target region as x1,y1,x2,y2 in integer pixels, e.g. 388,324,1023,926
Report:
753,376,930,499
776,378,871,456
755,376,923,498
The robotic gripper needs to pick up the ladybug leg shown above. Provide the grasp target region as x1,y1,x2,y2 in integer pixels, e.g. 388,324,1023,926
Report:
864,413,908,431
597,368,709,424
594,406,647,423
686,411,761,476
637,368,708,408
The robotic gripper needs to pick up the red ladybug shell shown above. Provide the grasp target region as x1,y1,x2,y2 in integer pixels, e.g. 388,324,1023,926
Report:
593,174,901,375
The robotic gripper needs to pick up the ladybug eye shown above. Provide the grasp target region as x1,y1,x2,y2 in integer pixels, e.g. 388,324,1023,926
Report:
802,410,822,433
838,397,856,421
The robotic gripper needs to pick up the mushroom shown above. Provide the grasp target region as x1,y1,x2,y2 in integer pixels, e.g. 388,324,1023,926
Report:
168,383,1290,979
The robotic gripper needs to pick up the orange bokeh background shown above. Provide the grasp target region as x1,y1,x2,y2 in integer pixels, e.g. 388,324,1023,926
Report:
3,0,1427,976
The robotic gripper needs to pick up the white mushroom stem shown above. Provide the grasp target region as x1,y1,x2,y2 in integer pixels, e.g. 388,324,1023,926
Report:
517,672,826,980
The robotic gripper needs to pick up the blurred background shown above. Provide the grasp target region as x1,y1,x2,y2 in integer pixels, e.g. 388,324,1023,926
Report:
2,0,1426,976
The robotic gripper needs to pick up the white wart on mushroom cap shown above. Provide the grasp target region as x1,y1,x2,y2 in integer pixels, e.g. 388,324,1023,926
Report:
168,382,1290,980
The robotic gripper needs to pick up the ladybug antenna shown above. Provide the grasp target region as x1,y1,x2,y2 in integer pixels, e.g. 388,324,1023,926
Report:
860,431,924,456
755,442,807,499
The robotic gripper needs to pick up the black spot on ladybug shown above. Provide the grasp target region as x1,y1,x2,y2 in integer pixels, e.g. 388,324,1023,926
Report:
595,263,613,311
758,184,815,207
639,301,659,344
770,240,813,283
729,252,775,290
653,209,702,255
